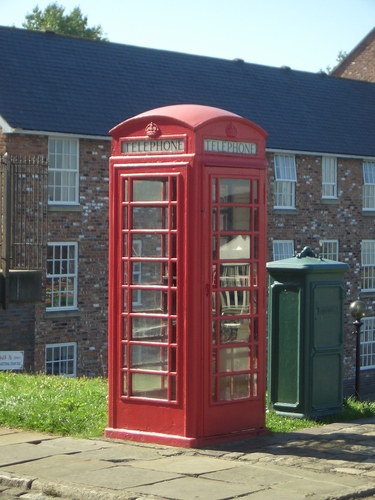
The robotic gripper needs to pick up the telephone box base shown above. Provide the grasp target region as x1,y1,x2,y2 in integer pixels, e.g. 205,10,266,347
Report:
104,426,269,449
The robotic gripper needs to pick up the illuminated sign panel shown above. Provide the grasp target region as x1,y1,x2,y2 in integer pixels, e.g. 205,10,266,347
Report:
122,138,185,154
204,139,257,155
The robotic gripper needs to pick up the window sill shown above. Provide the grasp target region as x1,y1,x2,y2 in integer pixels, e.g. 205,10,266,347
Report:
43,309,81,319
362,210,375,217
360,291,375,298
273,208,297,215
321,198,339,205
48,205,83,212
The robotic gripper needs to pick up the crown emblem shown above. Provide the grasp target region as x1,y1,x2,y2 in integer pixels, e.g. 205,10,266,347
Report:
226,123,237,138
145,122,161,137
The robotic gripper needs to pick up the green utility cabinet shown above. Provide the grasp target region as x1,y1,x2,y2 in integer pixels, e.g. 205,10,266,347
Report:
267,247,349,418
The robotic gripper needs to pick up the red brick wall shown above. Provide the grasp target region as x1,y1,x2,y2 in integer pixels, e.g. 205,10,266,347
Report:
267,153,370,382
332,29,375,82
2,130,374,392
3,132,111,376
0,302,35,371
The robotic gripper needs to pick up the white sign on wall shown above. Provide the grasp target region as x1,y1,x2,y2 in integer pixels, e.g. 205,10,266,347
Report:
0,351,24,370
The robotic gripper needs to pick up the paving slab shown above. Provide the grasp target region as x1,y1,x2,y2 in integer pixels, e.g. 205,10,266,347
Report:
58,464,182,490
1,454,116,481
130,475,260,500
33,436,120,454
0,430,56,446
0,443,66,467
79,442,168,461
128,455,240,474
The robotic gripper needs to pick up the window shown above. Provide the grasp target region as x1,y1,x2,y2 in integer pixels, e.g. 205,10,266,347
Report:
46,343,77,376
363,161,375,210
361,317,375,369
320,240,339,260
272,240,294,261
361,240,375,292
322,157,337,199
46,243,78,310
274,155,296,209
48,138,79,204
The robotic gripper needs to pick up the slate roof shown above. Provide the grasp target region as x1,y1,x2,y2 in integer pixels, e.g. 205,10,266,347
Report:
1,26,375,156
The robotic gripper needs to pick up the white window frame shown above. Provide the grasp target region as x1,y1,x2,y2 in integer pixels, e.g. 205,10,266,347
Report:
48,137,79,204
46,242,78,311
361,240,375,292
272,240,294,261
322,157,337,199
361,317,375,370
363,161,375,211
274,155,296,209
45,342,77,377
320,240,339,261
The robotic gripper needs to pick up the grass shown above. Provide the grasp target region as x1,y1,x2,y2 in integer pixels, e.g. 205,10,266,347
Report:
0,372,107,438
266,397,375,433
0,372,374,438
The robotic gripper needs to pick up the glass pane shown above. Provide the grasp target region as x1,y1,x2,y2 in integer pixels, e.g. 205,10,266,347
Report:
170,376,176,401
212,208,217,231
170,348,176,372
253,235,259,259
253,180,258,203
131,345,168,371
171,320,177,343
122,344,127,367
132,207,168,229
220,207,250,231
220,178,250,203
133,179,167,201
170,177,177,202
212,236,217,260
122,316,127,339
252,373,258,397
132,373,168,399
219,376,231,401
123,207,128,229
220,235,250,260
131,290,165,312
253,207,258,232
252,344,258,369
133,261,166,285
220,264,249,287
212,178,217,202
123,261,127,284
132,317,168,342
219,347,250,372
123,373,127,395
123,179,128,201
220,318,250,343
132,234,168,257
232,374,250,399
220,290,249,315
170,233,177,258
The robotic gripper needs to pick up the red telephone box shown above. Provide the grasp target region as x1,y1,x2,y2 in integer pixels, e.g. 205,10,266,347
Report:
105,104,268,447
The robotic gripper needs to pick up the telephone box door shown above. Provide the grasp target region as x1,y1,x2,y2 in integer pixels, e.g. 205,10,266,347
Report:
203,169,266,436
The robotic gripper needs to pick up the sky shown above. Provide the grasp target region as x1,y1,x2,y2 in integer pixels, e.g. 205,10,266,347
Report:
1,0,374,73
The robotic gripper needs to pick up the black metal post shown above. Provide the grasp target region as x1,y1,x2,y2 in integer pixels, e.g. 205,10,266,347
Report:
349,300,367,402
353,318,363,401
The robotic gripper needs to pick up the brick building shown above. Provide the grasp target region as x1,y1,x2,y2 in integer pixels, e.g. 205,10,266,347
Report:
1,25,375,398
331,27,375,82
